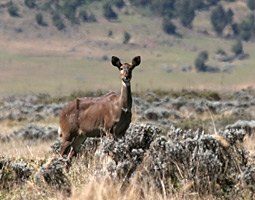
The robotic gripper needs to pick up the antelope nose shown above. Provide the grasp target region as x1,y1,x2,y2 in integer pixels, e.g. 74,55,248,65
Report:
124,75,130,81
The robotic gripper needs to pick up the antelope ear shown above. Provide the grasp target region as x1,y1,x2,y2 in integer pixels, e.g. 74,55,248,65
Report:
132,56,141,68
111,56,122,68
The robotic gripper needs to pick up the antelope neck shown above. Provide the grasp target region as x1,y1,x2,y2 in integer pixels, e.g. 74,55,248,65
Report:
120,80,132,112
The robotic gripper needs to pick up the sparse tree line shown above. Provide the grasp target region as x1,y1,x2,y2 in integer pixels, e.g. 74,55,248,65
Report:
4,0,254,72
194,39,246,72
4,0,255,42
132,0,255,42
6,0,99,30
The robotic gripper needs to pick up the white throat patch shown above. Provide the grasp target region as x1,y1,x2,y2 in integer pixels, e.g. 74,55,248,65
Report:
122,81,130,87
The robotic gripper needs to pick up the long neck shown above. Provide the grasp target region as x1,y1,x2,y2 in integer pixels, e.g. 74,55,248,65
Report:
120,80,132,112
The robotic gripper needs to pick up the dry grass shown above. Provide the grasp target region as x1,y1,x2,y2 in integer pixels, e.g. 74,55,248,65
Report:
71,175,178,200
0,139,51,158
0,143,155,199
1,121,255,200
243,135,255,155
0,150,197,200
1,1,255,199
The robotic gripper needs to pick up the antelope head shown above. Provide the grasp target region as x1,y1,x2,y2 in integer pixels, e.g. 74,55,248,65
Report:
111,56,141,84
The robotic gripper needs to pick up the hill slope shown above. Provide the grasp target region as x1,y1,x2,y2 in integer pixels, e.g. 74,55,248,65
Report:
0,0,254,96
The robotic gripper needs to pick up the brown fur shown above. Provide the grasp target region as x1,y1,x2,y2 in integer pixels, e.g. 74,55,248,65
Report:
58,56,141,157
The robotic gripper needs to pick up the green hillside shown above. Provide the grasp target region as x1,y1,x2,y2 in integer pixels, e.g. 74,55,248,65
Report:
0,0,254,96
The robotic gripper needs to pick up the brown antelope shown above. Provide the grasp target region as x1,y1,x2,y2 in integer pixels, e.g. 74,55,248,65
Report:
58,56,141,158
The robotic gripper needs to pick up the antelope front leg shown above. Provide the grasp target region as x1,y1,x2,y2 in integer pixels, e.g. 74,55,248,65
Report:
59,139,73,157
59,134,77,158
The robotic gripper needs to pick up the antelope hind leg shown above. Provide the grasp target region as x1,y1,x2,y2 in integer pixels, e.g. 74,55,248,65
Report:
69,134,87,157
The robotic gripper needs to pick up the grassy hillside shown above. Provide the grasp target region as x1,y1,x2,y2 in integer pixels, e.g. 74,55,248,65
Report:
1,2,255,199
0,0,254,97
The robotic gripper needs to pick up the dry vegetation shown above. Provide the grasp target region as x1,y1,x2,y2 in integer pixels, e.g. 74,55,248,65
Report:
1,122,255,200
0,0,255,96
1,1,255,199
0,88,255,200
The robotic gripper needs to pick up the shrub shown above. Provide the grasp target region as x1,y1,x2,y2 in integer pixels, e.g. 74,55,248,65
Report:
79,9,97,22
7,2,19,17
226,8,234,24
52,13,65,31
123,31,131,44
129,0,150,7
79,8,89,22
238,14,255,41
41,2,52,11
175,0,195,28
232,40,243,55
24,0,36,8
247,0,255,11
112,0,125,9
162,16,176,35
150,0,176,17
87,12,97,23
231,23,239,36
194,50,208,72
62,1,78,24
103,2,118,20
195,57,206,72
190,0,204,10
210,4,228,35
206,0,220,5
216,48,227,55
35,13,46,26
108,30,113,37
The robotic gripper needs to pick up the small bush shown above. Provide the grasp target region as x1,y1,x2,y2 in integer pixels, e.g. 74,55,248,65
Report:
79,9,89,22
207,0,220,5
52,13,65,31
7,2,19,17
108,30,113,37
35,13,47,26
216,48,227,55
88,12,97,22
162,16,176,35
238,14,255,41
79,9,97,23
41,2,52,11
62,2,78,24
123,31,131,44
194,50,208,72
247,0,255,10
112,0,125,9
232,40,243,55
175,0,195,28
24,0,36,8
210,4,228,35
103,2,118,20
